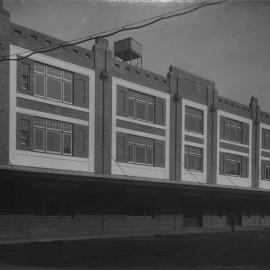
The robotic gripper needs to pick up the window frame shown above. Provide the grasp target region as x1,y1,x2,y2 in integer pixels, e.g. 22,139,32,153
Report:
265,166,270,180
184,145,203,172
262,129,270,150
34,62,74,104
127,135,153,167
21,74,29,89
33,117,73,156
128,89,155,123
224,157,241,177
185,106,203,134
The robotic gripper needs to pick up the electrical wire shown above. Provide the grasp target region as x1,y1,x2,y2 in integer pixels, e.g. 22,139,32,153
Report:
0,0,207,60
103,143,130,179
0,0,225,63
175,154,203,185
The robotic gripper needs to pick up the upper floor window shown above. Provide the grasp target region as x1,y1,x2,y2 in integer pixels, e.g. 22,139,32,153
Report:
220,116,249,145
185,106,203,134
34,63,73,104
34,117,73,156
262,129,270,150
184,145,203,172
117,85,166,126
127,90,154,123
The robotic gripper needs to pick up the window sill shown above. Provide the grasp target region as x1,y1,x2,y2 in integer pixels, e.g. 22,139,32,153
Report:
185,130,204,139
17,93,90,112
219,138,249,147
116,115,166,130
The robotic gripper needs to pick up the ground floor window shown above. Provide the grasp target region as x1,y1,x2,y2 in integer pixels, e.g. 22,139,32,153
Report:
35,199,73,218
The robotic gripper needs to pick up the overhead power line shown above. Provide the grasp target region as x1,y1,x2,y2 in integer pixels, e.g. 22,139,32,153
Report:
0,0,225,63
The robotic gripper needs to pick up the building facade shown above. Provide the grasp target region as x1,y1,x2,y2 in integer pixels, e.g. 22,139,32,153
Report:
1,4,270,241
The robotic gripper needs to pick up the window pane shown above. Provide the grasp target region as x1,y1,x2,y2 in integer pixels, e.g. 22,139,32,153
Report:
34,128,44,151
189,155,196,170
47,119,62,130
127,135,134,143
135,136,145,145
135,145,145,164
35,73,45,97
128,144,134,162
63,123,72,133
46,131,61,153
146,147,153,165
35,63,45,73
136,92,146,101
128,98,135,117
147,138,153,146
195,155,202,171
184,152,188,169
230,127,237,141
197,118,203,133
189,115,197,132
63,81,73,103
47,77,62,101
22,75,29,89
34,117,45,128
78,128,86,153
47,66,62,78
135,101,146,120
63,133,72,155
63,71,73,81
147,104,154,122
128,89,135,98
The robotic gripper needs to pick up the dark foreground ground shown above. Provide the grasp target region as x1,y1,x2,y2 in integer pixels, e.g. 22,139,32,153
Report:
0,229,270,269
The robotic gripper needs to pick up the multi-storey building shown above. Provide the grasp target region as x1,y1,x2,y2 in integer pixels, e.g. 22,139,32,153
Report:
0,4,270,241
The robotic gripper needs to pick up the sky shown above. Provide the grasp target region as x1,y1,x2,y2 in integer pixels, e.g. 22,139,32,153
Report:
4,0,270,111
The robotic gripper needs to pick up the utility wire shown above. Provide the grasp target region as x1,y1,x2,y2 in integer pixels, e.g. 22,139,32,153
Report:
212,158,238,187
175,154,203,185
103,143,130,179
0,0,225,63
0,0,208,60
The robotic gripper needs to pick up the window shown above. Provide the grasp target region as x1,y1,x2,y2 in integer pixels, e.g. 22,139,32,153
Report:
35,199,73,218
128,89,154,123
185,106,203,134
20,119,30,145
262,160,270,180
224,157,241,176
266,167,270,180
21,131,29,145
220,117,249,144
262,129,270,150
127,203,154,218
21,63,30,90
22,75,29,89
127,135,153,166
34,117,73,156
184,145,203,172
34,62,73,104
220,152,248,178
